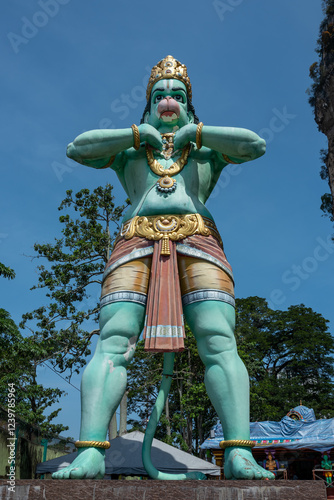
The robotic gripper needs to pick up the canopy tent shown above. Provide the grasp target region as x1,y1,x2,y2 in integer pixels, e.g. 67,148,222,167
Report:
201,406,334,452
36,430,220,476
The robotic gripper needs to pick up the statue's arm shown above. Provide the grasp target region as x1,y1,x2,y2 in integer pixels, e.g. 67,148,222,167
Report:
66,128,134,170
198,126,266,163
200,125,266,164
175,124,265,165
66,124,162,170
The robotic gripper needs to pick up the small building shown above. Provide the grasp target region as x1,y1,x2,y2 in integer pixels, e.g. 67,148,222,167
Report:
201,406,334,480
0,406,75,479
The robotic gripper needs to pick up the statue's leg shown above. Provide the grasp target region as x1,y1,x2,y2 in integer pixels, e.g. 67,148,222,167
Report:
184,300,274,480
52,301,145,479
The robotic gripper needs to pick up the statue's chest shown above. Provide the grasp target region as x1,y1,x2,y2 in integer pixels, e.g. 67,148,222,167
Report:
123,147,213,193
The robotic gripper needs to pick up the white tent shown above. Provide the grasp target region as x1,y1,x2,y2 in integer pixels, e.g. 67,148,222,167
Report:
36,431,220,477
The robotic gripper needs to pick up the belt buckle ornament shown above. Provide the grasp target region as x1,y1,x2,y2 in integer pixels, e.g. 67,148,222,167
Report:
122,214,212,256
154,216,179,254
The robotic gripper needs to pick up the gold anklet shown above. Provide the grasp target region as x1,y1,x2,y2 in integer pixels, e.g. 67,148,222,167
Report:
219,439,256,450
196,122,204,149
75,440,110,449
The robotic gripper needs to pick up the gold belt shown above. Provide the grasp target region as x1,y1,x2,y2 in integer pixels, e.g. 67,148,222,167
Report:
119,213,222,256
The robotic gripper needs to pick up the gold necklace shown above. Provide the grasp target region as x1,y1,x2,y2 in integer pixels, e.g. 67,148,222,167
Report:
146,143,191,193
146,143,191,176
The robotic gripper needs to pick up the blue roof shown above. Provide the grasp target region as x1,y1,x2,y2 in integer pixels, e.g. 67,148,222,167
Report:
201,406,334,452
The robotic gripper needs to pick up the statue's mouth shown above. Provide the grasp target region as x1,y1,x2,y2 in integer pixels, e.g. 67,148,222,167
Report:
160,111,178,122
158,99,180,122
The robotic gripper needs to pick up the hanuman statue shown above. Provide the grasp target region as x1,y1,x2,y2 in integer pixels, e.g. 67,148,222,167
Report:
53,56,273,481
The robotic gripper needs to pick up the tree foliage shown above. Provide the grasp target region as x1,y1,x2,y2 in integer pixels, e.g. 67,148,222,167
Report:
0,295,67,437
0,262,16,280
236,297,334,421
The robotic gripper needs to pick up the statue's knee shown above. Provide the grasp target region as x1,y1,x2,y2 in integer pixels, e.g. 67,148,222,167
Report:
98,331,138,363
209,333,236,356
195,318,237,357
199,332,236,359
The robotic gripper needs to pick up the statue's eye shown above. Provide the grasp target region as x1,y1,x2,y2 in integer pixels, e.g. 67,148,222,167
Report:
155,95,163,103
174,94,183,102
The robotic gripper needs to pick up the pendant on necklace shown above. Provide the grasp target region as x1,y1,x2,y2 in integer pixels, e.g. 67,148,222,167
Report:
157,176,177,193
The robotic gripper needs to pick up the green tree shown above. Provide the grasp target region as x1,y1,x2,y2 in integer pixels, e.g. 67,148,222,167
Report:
235,296,334,421
0,293,67,437
20,184,128,376
0,262,16,280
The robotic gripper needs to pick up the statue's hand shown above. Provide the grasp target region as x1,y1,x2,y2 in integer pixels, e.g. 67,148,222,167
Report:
138,124,163,150
174,124,197,150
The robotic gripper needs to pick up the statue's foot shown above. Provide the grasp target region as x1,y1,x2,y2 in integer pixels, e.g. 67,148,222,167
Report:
224,447,275,480
52,448,105,479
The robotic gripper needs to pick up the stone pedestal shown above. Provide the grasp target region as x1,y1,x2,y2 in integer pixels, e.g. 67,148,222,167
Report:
0,479,327,500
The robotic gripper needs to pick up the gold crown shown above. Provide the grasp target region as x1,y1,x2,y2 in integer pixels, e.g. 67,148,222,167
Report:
146,55,192,101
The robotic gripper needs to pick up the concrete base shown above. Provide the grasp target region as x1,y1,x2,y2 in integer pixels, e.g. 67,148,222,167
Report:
0,479,327,500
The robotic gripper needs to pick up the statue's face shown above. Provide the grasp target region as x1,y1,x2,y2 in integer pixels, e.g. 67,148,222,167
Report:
145,79,193,131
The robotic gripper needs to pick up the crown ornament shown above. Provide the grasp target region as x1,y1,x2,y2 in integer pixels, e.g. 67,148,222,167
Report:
146,55,192,101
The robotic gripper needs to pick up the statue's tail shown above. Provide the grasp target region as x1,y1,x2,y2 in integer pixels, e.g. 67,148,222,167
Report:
142,352,206,480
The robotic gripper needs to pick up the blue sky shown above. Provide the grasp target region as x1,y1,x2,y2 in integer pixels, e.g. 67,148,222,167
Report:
2,0,333,439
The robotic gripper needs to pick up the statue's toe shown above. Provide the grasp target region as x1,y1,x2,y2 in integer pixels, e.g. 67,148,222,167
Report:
69,467,85,479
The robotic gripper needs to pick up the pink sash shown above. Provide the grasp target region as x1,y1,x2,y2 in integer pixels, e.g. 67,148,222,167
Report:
143,239,185,352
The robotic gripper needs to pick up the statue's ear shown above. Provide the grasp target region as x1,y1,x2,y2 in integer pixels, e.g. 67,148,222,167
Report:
144,112,150,123
187,112,194,124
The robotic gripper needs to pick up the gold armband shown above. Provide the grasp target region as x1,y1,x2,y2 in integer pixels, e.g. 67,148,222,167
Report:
219,439,256,449
100,155,116,169
131,124,140,150
75,440,110,449
222,154,239,165
196,122,204,150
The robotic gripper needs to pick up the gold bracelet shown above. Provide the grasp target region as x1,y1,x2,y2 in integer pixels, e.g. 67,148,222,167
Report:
196,122,204,149
219,439,256,450
131,124,140,150
222,154,239,165
75,440,110,449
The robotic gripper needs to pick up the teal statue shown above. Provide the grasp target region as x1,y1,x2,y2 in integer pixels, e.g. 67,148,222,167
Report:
52,56,274,480
321,454,333,485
